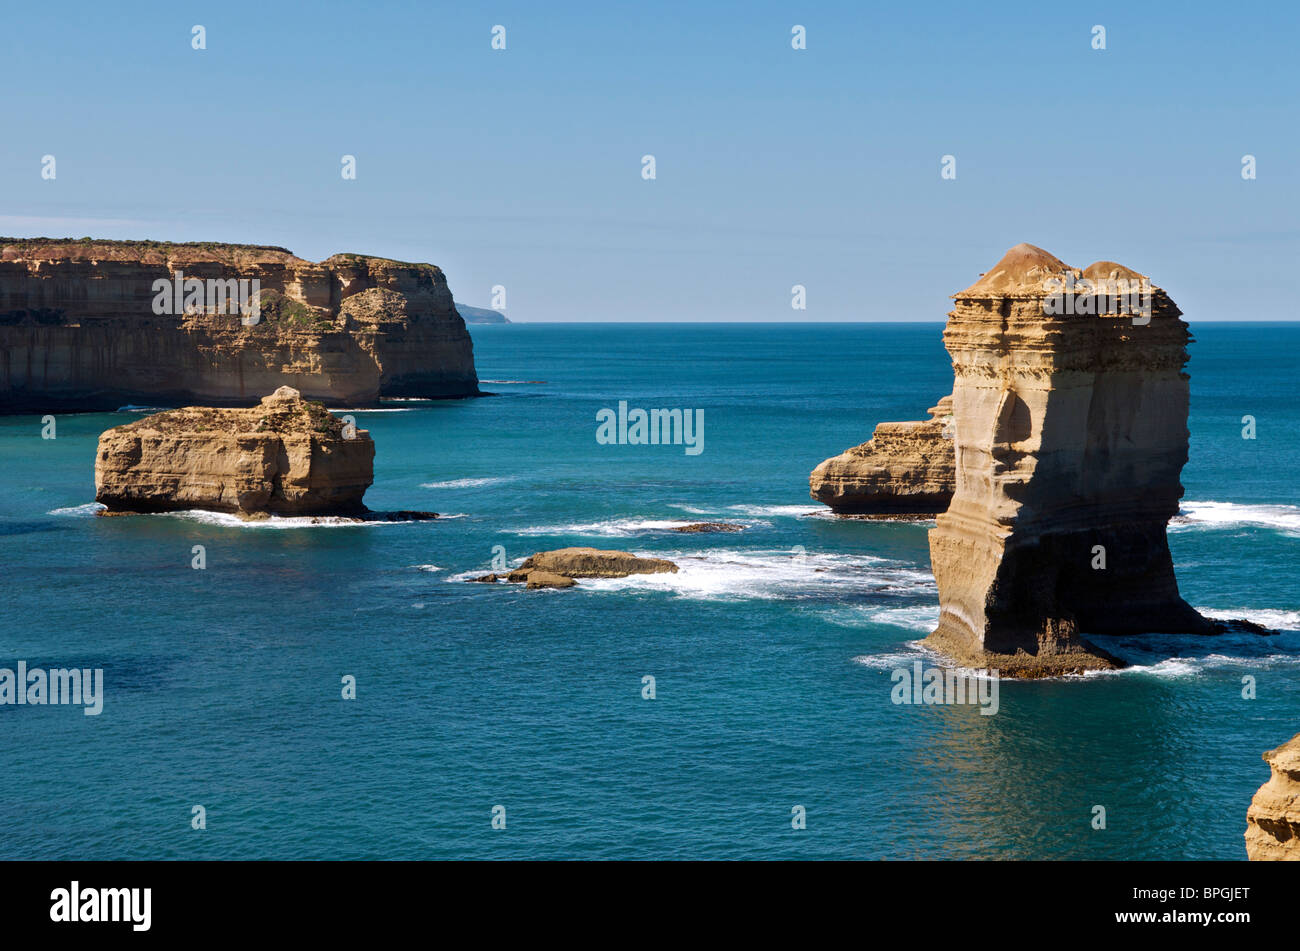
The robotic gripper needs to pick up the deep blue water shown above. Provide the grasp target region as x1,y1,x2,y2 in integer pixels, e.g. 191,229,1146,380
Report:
1,322,1297,859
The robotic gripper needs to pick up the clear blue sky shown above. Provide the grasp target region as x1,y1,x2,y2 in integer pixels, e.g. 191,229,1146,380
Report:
2,1,1295,321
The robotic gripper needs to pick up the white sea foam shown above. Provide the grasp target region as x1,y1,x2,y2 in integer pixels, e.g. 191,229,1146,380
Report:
830,604,940,632
723,504,824,518
576,548,934,602
851,649,929,671
325,407,416,413
1172,500,1300,536
851,640,992,674
420,477,514,489
667,502,830,519
1198,607,1300,630
156,511,424,529
1088,627,1300,676
411,564,443,572
513,517,769,538
850,609,1300,681
1080,657,1205,679
47,503,106,517
441,545,935,602
445,568,510,582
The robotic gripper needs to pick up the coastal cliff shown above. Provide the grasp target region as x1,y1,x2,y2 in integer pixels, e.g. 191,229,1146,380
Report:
0,238,479,412
924,243,1214,677
1245,732,1300,860
810,396,955,514
95,386,374,516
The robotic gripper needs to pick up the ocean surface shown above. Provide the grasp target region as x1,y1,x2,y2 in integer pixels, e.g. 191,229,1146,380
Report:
2,322,1297,860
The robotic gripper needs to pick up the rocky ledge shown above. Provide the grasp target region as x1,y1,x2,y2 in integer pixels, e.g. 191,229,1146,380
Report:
810,396,955,515
1246,732,1300,860
0,238,479,412
471,547,679,589
923,243,1262,677
95,386,375,517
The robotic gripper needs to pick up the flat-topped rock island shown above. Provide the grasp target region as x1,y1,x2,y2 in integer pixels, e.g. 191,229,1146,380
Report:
95,386,376,518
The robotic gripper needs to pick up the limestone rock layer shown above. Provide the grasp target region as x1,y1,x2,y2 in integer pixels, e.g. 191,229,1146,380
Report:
0,239,479,411
94,386,374,516
924,243,1212,677
810,396,955,514
1246,732,1300,860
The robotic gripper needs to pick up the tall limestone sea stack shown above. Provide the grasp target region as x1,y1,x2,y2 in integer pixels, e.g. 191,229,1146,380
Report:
924,243,1216,677
0,238,479,411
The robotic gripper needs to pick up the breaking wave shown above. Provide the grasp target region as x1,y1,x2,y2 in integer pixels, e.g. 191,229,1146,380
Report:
1172,501,1300,536
47,503,106,517
513,516,769,537
829,604,940,632
575,547,934,602
420,476,515,489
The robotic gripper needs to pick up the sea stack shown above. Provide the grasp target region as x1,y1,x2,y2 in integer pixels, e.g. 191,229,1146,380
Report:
0,238,479,412
924,243,1213,677
95,387,374,517
810,396,955,515
1245,732,1300,860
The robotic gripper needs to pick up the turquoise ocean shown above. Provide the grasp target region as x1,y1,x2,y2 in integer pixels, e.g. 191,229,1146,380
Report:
1,322,1297,859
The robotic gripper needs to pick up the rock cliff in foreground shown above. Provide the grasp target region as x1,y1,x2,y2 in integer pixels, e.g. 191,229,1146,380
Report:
0,238,479,412
1246,732,1300,860
925,243,1215,677
810,396,955,514
95,387,374,516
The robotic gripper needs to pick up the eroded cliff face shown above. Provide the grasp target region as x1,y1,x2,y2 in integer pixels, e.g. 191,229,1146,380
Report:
0,239,479,411
810,397,955,514
1246,732,1300,860
924,243,1212,677
95,386,374,516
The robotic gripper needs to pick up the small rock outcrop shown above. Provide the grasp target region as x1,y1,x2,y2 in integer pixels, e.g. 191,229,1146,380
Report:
671,522,745,533
810,396,955,514
473,547,680,589
514,548,679,579
94,386,374,516
0,238,479,412
1246,732,1300,860
925,243,1217,677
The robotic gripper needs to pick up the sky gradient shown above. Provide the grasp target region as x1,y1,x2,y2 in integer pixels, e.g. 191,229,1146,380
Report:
2,0,1296,321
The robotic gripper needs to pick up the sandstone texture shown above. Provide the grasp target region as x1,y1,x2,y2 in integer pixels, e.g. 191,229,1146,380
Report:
810,396,955,515
1246,732,1300,860
94,386,374,516
0,238,479,412
525,571,578,590
924,243,1215,677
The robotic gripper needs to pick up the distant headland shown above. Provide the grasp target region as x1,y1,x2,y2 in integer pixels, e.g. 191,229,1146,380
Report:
0,237,481,412
455,303,511,324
